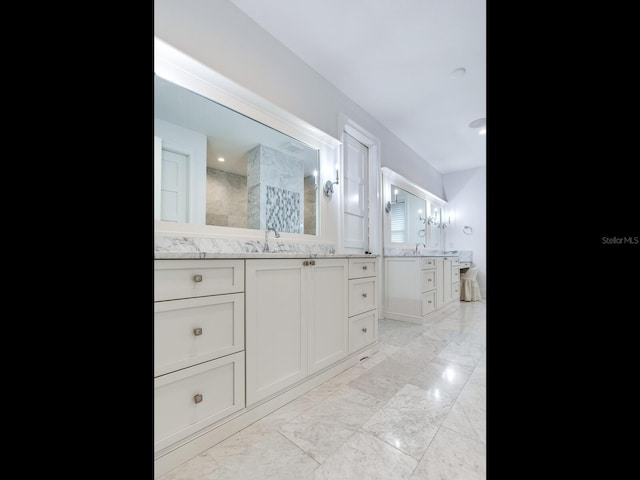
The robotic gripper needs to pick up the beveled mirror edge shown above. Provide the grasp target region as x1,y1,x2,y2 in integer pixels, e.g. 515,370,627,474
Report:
154,37,342,246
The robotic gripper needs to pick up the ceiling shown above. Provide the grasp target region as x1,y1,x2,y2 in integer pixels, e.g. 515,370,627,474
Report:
228,0,486,175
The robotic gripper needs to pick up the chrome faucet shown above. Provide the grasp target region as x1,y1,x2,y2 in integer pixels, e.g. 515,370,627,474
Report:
415,242,426,254
264,226,280,252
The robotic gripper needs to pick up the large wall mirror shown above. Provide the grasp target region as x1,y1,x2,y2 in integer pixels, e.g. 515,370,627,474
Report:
382,167,447,249
154,38,341,240
154,75,319,234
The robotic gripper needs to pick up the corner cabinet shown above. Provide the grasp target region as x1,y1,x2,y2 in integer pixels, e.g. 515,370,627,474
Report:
384,256,459,324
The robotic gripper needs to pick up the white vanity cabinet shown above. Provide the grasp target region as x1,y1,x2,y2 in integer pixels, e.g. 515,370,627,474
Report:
245,257,349,406
347,258,378,353
437,256,460,306
154,259,246,454
385,256,459,324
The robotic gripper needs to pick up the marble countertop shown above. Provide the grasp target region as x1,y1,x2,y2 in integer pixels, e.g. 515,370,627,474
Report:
154,252,378,259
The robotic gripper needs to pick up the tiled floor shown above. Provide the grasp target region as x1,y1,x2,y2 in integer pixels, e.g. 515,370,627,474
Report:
159,300,486,480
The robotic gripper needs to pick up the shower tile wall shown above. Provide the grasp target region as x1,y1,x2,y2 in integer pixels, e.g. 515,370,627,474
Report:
247,145,304,232
206,168,248,228
304,175,317,235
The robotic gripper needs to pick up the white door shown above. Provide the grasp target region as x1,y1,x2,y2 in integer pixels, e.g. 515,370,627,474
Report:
160,149,189,223
343,132,369,253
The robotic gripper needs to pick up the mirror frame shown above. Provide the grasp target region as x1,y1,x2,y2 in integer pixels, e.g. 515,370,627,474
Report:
154,37,342,243
381,167,447,249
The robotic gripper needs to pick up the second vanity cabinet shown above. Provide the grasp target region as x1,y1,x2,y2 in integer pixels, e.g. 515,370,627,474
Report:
384,256,459,324
245,257,349,406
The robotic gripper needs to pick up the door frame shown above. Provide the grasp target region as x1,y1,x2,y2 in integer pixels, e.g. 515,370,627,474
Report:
337,114,381,255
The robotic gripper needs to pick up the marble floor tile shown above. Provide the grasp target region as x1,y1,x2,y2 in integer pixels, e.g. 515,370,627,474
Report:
436,340,486,368
410,426,486,480
362,383,452,459
409,357,474,399
278,387,382,463
312,430,417,480
250,395,317,432
349,357,423,401
391,335,449,369
379,323,430,347
442,381,486,444
171,430,319,480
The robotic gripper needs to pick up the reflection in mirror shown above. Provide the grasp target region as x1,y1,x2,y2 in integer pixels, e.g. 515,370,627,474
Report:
387,185,427,244
154,75,320,235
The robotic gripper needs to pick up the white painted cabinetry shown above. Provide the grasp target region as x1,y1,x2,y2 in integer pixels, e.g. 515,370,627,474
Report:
245,257,349,406
385,256,459,324
347,257,378,353
153,259,245,455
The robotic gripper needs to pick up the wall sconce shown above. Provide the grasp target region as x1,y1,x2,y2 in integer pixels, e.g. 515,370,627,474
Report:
418,209,426,224
441,217,451,229
385,189,405,213
427,209,440,227
313,170,318,190
323,165,339,197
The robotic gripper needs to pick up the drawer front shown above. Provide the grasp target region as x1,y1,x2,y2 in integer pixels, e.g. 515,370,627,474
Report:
421,291,436,315
349,310,377,353
154,293,244,377
451,257,460,267
348,258,377,279
452,282,460,299
452,267,460,283
421,257,436,270
348,278,377,316
459,261,471,269
154,352,245,452
154,259,244,301
421,269,436,293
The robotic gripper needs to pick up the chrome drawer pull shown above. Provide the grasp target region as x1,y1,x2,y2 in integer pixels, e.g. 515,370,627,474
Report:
303,261,309,266
428,278,432,282
310,260,316,266
362,327,368,333
362,293,368,298
428,300,432,303
362,265,368,270
194,394,203,404
193,328,203,336
193,274,203,283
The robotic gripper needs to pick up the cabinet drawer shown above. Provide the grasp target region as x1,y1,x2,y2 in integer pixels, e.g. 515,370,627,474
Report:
421,257,436,270
349,310,377,353
452,267,460,283
154,259,244,301
348,258,377,279
348,278,377,316
452,282,460,299
154,293,244,377
421,269,436,293
421,291,436,315
154,352,245,452
450,257,460,267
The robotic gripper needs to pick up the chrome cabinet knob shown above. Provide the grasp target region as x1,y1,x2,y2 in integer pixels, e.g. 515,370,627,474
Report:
303,261,309,266
362,327,368,333
310,260,316,265
193,328,203,336
362,265,368,270
362,293,368,298
193,274,203,282
194,394,203,404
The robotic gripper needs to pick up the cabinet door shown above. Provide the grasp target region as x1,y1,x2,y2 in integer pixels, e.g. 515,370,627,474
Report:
308,258,348,374
245,259,308,406
385,257,421,317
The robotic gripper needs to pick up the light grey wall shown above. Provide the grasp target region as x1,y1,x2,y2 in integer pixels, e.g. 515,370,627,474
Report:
206,168,247,228
154,0,445,198
442,167,486,297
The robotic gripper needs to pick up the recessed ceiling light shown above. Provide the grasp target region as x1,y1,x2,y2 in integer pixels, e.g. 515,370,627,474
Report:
218,157,225,162
451,67,466,78
469,117,486,135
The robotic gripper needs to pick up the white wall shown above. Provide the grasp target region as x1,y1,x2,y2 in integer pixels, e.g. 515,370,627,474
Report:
442,167,486,297
154,0,444,199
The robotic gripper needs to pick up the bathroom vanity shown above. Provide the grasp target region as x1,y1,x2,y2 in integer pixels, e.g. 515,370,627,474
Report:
153,250,379,477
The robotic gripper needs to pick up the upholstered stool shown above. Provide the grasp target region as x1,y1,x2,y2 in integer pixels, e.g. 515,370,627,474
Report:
460,267,482,301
